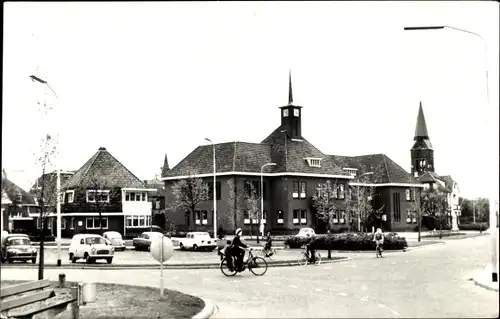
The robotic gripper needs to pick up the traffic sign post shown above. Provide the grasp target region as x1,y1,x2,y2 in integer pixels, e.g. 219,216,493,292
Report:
150,235,174,297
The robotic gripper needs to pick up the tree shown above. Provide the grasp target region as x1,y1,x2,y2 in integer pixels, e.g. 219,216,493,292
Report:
408,187,422,241
78,169,113,234
32,133,58,280
312,180,339,230
225,179,242,232
168,168,208,227
351,183,384,233
243,181,260,239
420,187,450,239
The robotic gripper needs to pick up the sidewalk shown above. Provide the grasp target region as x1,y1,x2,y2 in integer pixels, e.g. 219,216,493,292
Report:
472,265,500,292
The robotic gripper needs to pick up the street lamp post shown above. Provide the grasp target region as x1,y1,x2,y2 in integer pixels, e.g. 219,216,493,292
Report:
205,138,217,241
259,163,276,244
404,25,497,283
29,75,62,268
356,172,374,233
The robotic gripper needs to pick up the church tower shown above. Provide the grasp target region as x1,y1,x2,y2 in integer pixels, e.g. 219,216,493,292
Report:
279,71,303,140
411,102,434,177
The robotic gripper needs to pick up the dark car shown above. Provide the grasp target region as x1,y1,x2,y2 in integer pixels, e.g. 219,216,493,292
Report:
132,232,163,251
1,234,37,263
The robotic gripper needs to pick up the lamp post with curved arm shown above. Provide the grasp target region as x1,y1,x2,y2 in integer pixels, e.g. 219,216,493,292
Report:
205,138,217,241
404,25,497,283
30,74,63,273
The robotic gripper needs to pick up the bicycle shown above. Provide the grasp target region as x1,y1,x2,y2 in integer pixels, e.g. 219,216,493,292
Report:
260,246,277,260
297,245,322,266
375,242,383,258
220,248,268,276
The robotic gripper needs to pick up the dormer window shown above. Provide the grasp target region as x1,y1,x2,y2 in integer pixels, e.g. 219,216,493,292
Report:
342,168,358,177
16,194,22,202
305,157,322,168
87,190,110,203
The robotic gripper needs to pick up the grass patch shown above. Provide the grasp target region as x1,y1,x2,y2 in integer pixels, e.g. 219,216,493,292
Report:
0,281,204,319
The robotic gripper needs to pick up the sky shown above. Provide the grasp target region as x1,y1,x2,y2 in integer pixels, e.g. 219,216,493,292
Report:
2,1,499,200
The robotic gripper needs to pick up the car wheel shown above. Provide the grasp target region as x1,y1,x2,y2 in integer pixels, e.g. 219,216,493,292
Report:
85,254,93,264
72,256,78,263
69,253,74,261
193,244,198,251
32,258,37,264
147,246,150,252
180,243,185,250
23,260,28,263
8,259,13,263
134,244,138,250
106,258,113,264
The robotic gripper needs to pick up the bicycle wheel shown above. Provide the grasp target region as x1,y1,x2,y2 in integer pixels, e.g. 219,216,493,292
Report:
297,252,308,266
249,257,268,276
220,257,237,277
315,252,322,265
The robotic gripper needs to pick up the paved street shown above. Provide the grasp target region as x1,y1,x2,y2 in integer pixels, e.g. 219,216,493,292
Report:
2,235,498,318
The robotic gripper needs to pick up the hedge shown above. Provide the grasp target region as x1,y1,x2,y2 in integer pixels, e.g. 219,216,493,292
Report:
458,223,488,231
283,232,408,251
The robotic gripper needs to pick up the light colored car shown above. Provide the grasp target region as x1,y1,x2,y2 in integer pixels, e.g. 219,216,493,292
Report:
179,232,217,251
133,232,163,251
103,231,126,251
295,228,316,238
68,234,115,264
1,234,37,263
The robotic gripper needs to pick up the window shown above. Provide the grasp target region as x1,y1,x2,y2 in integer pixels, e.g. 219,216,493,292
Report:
332,184,338,199
339,210,346,224
338,184,345,199
293,209,300,224
244,181,259,199
37,218,52,229
62,218,67,229
202,211,208,225
135,193,142,201
300,210,307,224
155,199,161,209
195,211,201,225
86,190,110,203
406,210,417,223
126,215,151,227
292,181,299,199
139,216,145,227
405,189,411,201
411,189,416,201
125,192,147,202
207,182,222,200
86,217,108,229
343,168,357,176
66,191,74,203
305,157,322,167
300,181,307,199
332,211,339,224
133,216,139,227
393,193,401,222
277,210,284,224
262,210,267,224
244,211,250,225
70,217,75,229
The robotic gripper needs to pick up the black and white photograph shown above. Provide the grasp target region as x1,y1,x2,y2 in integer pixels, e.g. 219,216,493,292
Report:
1,1,499,318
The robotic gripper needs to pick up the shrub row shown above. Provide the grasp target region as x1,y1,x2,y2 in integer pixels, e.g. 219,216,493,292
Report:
283,232,408,251
458,223,488,231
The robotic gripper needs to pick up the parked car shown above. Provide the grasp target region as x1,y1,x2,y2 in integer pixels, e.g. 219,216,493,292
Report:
295,228,316,238
103,231,126,251
1,234,37,263
68,234,115,264
133,231,163,251
179,232,217,251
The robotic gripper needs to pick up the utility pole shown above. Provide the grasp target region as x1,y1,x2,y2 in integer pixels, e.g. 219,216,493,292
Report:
473,200,476,224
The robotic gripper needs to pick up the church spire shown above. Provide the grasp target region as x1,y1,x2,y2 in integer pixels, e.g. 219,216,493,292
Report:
161,153,170,178
288,69,293,105
414,101,430,140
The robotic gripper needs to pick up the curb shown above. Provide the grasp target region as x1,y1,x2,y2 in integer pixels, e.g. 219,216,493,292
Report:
0,256,350,270
403,242,445,252
193,298,216,319
473,277,500,292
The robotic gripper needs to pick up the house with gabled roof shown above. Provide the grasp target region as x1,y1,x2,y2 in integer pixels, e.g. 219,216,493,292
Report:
56,147,157,237
410,102,461,230
161,73,424,234
329,154,424,232
1,169,38,232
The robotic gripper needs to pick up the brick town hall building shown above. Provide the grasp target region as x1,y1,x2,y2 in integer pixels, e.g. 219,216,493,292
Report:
161,74,426,234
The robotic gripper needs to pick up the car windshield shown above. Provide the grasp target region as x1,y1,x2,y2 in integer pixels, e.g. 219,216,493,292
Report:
85,237,106,245
106,233,122,239
8,238,30,246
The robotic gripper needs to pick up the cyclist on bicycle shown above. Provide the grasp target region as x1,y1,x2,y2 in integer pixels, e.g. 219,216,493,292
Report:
264,232,273,257
373,228,384,257
228,228,248,272
305,234,317,263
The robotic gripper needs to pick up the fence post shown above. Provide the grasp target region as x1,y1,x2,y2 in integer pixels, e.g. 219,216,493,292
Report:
71,285,80,319
58,273,66,288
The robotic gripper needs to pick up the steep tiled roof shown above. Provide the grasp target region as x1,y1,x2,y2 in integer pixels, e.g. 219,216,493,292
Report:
1,176,36,205
64,147,147,189
164,127,351,178
329,154,421,185
417,172,453,193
